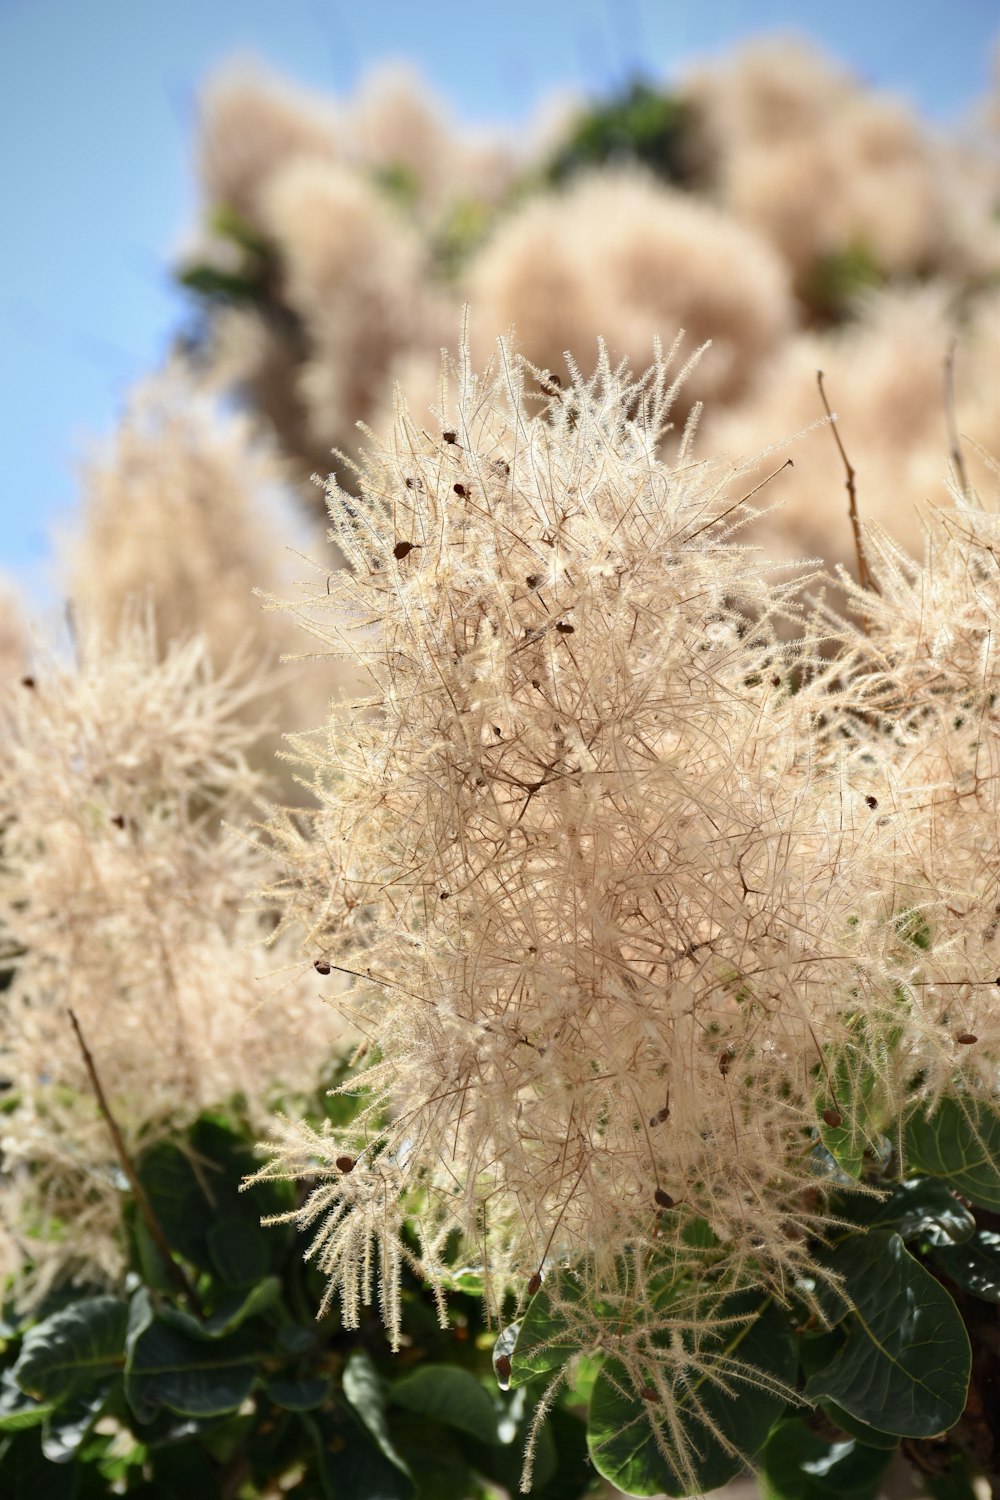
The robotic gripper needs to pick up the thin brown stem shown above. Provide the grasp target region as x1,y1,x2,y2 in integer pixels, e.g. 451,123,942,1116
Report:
816,370,879,598
681,458,793,544
944,338,971,501
67,1007,204,1318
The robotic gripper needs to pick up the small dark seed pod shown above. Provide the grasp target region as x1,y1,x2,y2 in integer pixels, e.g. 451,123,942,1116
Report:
20,676,35,689
110,814,126,829
393,541,416,560
770,674,781,687
822,1108,843,1128
956,1032,978,1045
495,1354,511,1383
442,429,458,444
439,891,450,900
639,1386,660,1402
527,1272,542,1295
525,573,543,589
335,1155,356,1174
314,959,332,975
865,795,879,810
453,483,468,497
654,1188,674,1209
555,621,575,634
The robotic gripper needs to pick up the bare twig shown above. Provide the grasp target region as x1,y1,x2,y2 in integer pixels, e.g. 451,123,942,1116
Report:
944,338,971,501
67,1007,204,1318
681,458,793,544
816,370,880,597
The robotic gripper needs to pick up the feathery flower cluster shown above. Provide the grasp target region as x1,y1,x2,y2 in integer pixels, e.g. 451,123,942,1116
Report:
65,370,368,782
255,158,446,467
466,171,794,412
683,37,1000,292
0,613,345,1293
68,372,308,676
251,343,997,1489
181,43,998,595
838,494,1000,1098
705,284,1000,570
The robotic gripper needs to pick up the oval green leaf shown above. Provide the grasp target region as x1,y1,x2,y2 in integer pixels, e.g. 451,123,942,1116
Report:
390,1364,499,1444
866,1179,975,1246
804,1231,970,1437
930,1230,1000,1304
905,1097,1000,1210
12,1296,127,1403
124,1291,260,1422
343,1349,412,1477
586,1292,797,1497
509,1269,587,1388
761,1416,895,1499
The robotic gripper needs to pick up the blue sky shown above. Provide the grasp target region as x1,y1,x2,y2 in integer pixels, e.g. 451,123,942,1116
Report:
2,0,997,599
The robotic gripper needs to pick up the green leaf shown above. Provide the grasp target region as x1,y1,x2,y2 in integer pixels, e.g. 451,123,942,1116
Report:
441,1266,486,1297
207,1215,270,1287
544,82,693,190
277,1322,315,1355
470,1399,597,1500
123,1290,260,1423
803,1231,970,1436
344,1350,412,1476
387,1412,475,1500
0,1372,53,1432
532,1404,594,1500
41,1383,109,1462
679,1216,720,1250
0,1429,77,1497
493,1321,520,1389
178,264,263,303
865,1179,975,1245
817,1036,892,1178
390,1364,500,1444
159,1276,281,1341
264,1374,330,1411
136,1115,290,1278
12,1296,127,1403
798,1330,847,1378
208,202,271,256
562,1352,602,1407
135,1141,214,1271
905,1097,1000,1209
302,1407,415,1500
930,1229,1000,1304
586,1292,797,1497
131,1211,178,1297
817,1401,897,1451
761,1417,895,1499
509,1269,588,1389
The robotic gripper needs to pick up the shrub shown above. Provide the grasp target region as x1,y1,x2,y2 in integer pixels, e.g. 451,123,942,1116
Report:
245,340,1000,1494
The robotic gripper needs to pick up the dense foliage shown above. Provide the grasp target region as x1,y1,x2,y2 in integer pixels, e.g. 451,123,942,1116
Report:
2,1081,999,1495
0,1086,594,1500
